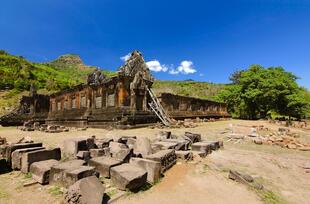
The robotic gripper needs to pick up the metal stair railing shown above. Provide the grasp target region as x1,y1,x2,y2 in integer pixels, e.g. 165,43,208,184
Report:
147,87,172,126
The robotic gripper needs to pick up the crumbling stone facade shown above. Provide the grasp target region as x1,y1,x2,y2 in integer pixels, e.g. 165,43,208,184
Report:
47,51,156,128
159,93,229,119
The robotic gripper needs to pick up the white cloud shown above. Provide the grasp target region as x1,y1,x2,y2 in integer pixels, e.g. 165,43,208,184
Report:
199,73,204,77
177,60,196,74
146,60,168,72
168,60,196,75
120,53,131,62
169,68,179,75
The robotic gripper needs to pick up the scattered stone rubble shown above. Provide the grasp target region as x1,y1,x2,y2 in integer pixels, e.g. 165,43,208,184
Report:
151,117,230,129
0,131,223,203
19,121,69,133
269,119,308,129
227,124,310,151
253,128,310,151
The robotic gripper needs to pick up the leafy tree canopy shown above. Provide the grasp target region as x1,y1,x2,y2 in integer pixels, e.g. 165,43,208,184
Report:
216,65,309,119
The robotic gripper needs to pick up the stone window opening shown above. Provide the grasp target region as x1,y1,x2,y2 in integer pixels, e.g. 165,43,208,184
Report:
72,98,77,109
80,95,87,108
57,102,61,111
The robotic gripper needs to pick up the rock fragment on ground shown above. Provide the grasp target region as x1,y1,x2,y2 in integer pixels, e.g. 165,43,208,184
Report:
64,176,105,204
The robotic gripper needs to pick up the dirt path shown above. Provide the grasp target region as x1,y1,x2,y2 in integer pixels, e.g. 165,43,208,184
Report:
116,162,261,204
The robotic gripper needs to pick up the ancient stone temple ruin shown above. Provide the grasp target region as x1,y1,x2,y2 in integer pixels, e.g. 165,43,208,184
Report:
0,51,229,127
47,51,157,128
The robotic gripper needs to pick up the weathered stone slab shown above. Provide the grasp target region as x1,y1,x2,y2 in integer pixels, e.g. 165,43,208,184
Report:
184,132,201,143
89,148,105,158
112,148,133,163
145,149,177,173
49,160,85,186
88,156,122,178
21,148,61,173
161,139,190,151
175,151,193,160
5,142,43,165
95,138,113,148
30,159,59,184
65,166,96,187
110,164,147,191
191,142,212,155
133,137,152,157
126,138,136,149
11,147,46,170
63,138,88,157
109,142,128,154
76,151,91,161
130,158,161,183
152,141,178,150
64,176,105,204
205,141,220,150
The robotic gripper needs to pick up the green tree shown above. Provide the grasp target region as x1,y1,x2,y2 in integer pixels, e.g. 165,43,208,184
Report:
216,65,309,119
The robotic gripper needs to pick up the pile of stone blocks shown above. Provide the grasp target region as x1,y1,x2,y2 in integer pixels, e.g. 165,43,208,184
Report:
0,131,224,204
0,140,62,184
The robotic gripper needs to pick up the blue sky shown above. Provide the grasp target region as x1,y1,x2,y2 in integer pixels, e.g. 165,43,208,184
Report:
1,0,310,88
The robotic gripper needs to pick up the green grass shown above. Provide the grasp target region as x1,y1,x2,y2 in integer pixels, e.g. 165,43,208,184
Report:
48,185,63,196
0,190,9,199
255,189,288,204
106,189,118,197
23,172,32,179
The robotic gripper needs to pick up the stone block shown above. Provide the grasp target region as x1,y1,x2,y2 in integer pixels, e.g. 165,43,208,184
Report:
203,141,220,150
133,137,152,157
49,159,85,186
64,176,105,204
88,156,122,178
109,142,128,155
112,148,133,163
65,166,96,187
130,158,161,183
11,147,46,170
191,142,212,155
110,164,147,191
95,138,112,148
5,142,43,165
76,151,91,161
145,149,177,173
89,148,105,158
175,151,193,160
63,138,88,157
21,148,61,173
184,132,201,143
30,159,59,184
161,139,190,151
152,141,177,150
126,138,136,149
